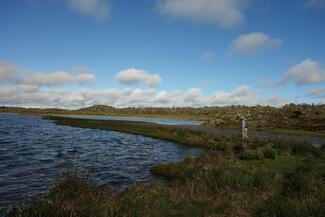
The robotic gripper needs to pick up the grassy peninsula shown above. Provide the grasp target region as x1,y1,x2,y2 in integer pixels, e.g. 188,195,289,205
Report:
8,116,325,217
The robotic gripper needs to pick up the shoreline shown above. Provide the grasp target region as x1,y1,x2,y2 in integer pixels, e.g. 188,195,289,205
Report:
5,115,325,217
44,116,325,146
2,111,325,137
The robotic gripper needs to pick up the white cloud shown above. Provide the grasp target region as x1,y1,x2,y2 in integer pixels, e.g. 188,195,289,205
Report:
68,0,111,21
157,0,249,28
0,61,21,84
183,88,204,106
0,60,96,87
229,32,282,55
210,85,256,106
307,0,325,9
280,59,325,85
0,61,296,108
24,71,95,86
306,88,325,97
0,83,290,108
257,94,289,107
116,68,162,86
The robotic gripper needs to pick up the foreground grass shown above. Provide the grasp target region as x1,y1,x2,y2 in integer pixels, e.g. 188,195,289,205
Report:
8,150,325,217
7,116,325,217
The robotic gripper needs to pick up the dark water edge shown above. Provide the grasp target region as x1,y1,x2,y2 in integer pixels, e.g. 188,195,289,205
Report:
0,113,200,215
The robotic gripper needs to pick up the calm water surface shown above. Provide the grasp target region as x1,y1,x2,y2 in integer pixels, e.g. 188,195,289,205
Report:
57,114,203,125
0,113,200,214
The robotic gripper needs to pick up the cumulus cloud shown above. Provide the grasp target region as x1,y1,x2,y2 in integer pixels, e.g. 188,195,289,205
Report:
307,0,325,9
157,0,249,28
280,59,325,86
0,61,294,108
0,60,96,87
229,32,282,55
0,61,21,84
210,85,256,106
183,88,204,106
0,83,288,108
23,71,95,86
306,88,325,97
68,0,111,20
116,68,162,86
257,94,289,107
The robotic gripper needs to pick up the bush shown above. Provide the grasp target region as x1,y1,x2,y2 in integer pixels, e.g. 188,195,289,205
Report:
292,141,314,155
184,155,195,164
282,161,314,195
239,149,264,160
261,146,277,159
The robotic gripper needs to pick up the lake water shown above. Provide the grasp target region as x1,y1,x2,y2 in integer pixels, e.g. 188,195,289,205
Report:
56,115,203,125
0,113,200,215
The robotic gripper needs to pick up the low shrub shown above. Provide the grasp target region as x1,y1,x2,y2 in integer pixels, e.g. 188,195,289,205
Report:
282,160,314,195
239,149,264,160
261,146,277,159
292,141,314,155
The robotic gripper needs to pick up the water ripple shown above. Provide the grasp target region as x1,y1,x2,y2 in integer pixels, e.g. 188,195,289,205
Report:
0,113,200,214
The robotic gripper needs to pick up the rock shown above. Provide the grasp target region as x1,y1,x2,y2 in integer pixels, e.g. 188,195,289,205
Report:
214,119,225,127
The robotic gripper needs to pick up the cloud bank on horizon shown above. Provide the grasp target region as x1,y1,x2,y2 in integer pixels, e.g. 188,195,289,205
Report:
0,0,325,108
0,59,316,108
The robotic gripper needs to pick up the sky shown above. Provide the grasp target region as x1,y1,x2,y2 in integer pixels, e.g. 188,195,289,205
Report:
0,0,325,108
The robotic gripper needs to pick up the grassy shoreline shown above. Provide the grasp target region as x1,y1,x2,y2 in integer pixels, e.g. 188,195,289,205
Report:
0,111,209,121
3,111,325,137
7,115,325,217
43,116,234,148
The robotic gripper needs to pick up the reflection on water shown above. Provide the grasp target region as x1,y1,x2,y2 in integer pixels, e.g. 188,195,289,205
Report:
0,113,200,214
57,114,203,125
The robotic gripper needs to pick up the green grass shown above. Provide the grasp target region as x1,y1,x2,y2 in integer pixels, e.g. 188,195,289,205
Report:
255,127,325,137
245,155,304,174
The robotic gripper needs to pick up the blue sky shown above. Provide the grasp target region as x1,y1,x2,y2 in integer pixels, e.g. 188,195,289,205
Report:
0,0,325,108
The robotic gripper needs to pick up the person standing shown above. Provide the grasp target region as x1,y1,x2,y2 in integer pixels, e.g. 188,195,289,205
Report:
240,117,249,141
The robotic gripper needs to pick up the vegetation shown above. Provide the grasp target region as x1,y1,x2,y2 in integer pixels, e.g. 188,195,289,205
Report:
1,103,325,133
8,151,324,217
7,117,325,217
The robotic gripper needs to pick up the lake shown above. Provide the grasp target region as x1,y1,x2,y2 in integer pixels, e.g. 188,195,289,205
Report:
0,113,200,215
